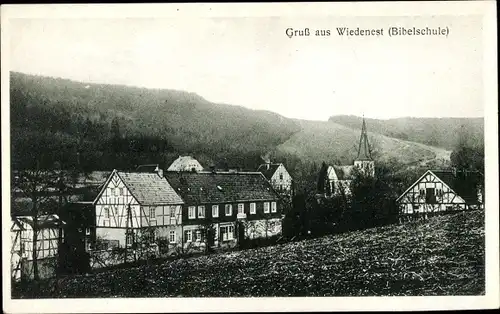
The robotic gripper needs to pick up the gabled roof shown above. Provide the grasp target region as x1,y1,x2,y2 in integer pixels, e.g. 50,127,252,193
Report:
257,163,282,180
164,171,279,204
431,170,483,204
396,169,483,204
332,165,356,181
136,164,160,173
94,170,184,206
117,172,184,206
167,156,203,171
15,214,65,229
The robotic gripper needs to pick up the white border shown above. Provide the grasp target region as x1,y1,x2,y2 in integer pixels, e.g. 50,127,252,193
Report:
1,2,498,313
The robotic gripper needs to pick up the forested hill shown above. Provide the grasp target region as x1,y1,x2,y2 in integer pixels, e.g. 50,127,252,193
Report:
10,72,300,171
328,115,484,150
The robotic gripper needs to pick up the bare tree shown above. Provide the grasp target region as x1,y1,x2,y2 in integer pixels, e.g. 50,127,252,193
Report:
12,164,59,281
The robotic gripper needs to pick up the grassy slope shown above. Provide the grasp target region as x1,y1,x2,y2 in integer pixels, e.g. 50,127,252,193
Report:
329,115,484,151
15,211,484,298
277,119,451,165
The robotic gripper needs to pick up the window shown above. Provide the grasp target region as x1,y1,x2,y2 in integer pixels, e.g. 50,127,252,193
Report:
170,207,177,224
85,228,91,236
119,188,124,196
198,206,205,218
238,203,244,214
149,208,156,220
264,202,270,213
425,188,436,204
279,173,283,180
188,206,196,219
212,205,219,218
186,230,192,242
225,204,232,216
104,208,110,219
220,225,234,241
110,188,115,196
250,203,256,214
169,231,176,243
195,230,201,242
271,202,277,213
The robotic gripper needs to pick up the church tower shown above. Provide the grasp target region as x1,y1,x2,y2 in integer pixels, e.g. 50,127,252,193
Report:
353,117,375,177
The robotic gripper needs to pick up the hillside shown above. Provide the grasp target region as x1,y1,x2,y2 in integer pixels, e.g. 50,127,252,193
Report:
329,115,484,150
277,119,451,166
10,72,300,171
10,72,461,173
13,210,485,297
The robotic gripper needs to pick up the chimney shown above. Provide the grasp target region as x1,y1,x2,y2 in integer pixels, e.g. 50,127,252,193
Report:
261,153,271,169
154,165,164,178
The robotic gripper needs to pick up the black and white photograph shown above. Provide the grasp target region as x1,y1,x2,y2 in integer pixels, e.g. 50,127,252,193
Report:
1,2,498,313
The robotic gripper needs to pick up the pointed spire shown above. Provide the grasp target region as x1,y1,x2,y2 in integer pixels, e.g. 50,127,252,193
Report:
356,116,372,160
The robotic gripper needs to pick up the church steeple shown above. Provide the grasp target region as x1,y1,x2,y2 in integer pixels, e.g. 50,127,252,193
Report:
356,116,372,161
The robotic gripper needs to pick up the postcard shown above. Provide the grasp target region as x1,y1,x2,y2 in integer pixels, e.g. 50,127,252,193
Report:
1,2,498,313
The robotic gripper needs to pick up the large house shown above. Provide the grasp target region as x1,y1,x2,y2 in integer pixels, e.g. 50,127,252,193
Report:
396,169,484,218
167,156,204,172
10,214,65,281
92,168,184,267
317,117,375,198
91,167,282,266
257,162,293,196
164,171,283,249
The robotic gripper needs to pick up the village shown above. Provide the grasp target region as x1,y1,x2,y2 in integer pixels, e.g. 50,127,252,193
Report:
10,117,485,292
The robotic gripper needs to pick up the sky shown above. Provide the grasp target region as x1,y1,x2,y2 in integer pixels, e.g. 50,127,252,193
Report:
8,15,484,121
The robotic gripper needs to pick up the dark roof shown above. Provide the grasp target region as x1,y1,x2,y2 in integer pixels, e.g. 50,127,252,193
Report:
164,171,279,204
432,170,483,204
356,118,373,161
116,171,184,205
135,164,160,173
15,214,65,229
257,163,281,180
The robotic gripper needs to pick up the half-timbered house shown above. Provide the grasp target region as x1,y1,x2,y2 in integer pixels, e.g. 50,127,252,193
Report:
317,117,375,200
257,162,293,196
92,169,184,267
164,171,283,250
396,169,484,218
10,214,65,281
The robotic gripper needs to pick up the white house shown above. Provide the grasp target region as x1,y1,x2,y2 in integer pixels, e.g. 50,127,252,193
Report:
257,162,293,194
317,117,375,198
167,156,204,172
11,214,65,281
92,168,185,267
396,169,484,217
